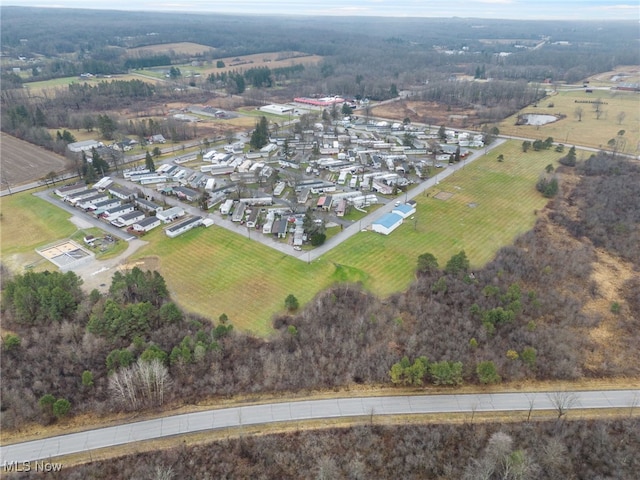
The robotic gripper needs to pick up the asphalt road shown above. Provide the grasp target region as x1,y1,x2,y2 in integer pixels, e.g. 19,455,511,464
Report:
1,389,638,463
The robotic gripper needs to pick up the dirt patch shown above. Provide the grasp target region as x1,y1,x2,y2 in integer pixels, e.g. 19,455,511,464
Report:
371,100,479,128
434,191,454,200
584,249,637,373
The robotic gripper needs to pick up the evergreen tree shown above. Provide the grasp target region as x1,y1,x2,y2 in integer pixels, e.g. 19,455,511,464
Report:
145,151,156,172
250,116,269,149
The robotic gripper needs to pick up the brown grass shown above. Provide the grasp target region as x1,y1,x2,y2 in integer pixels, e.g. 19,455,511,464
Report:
1,133,72,186
126,42,216,57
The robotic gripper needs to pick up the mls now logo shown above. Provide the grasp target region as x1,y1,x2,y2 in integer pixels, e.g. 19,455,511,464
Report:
3,461,63,472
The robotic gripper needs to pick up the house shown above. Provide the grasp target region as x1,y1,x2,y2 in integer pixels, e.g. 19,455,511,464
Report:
246,208,260,228
272,219,288,239
93,176,114,191
165,216,202,238
66,189,99,205
90,198,121,213
132,217,161,233
335,198,347,217
77,193,110,210
148,134,166,144
173,186,199,202
111,210,145,227
135,197,163,214
55,183,87,198
392,203,417,219
156,206,185,223
67,139,103,153
108,185,138,201
101,203,135,221
371,212,403,235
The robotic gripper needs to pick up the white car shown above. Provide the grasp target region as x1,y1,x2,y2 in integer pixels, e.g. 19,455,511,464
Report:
293,246,302,251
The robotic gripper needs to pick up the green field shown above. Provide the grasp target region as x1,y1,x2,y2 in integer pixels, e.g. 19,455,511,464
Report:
1,141,568,334
498,89,640,153
129,141,561,333
0,193,77,271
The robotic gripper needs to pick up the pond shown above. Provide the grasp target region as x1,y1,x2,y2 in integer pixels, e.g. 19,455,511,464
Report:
516,114,559,126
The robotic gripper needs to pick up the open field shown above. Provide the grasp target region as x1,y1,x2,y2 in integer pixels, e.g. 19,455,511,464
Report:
0,193,77,272
130,227,336,335
325,142,559,295
127,42,216,57
23,73,162,95
0,133,72,186
498,89,640,153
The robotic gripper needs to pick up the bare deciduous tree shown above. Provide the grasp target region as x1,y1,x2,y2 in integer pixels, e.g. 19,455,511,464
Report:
109,358,170,410
548,391,578,419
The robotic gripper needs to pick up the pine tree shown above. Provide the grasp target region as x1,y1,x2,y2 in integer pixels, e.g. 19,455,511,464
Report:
145,151,156,172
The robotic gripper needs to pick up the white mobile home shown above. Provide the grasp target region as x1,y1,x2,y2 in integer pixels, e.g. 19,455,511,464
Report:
156,206,185,223
165,216,202,238
111,210,145,227
220,199,235,215
132,216,161,233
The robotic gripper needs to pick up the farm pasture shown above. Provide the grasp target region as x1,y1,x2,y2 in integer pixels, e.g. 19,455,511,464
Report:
498,89,640,153
1,133,72,186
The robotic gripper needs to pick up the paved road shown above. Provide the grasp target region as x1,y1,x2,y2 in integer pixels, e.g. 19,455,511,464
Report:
1,389,637,463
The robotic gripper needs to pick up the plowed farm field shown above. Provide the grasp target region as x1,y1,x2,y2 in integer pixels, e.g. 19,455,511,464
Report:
0,133,72,185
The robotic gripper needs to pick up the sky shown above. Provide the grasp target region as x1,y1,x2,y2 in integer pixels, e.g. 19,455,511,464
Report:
3,0,639,20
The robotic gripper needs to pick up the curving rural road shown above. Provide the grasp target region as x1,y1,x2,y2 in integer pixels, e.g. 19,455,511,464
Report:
1,389,638,464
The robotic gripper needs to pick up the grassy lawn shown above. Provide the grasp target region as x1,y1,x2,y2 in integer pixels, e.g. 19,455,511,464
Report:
1,193,77,272
498,89,640,152
0,141,573,334
131,227,336,335
326,142,559,296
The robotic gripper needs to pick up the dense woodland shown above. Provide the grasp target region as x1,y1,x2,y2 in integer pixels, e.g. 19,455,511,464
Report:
1,153,638,430
41,418,639,479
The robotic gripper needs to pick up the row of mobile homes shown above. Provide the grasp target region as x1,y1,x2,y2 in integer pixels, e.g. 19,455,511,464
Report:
165,216,202,238
156,206,185,223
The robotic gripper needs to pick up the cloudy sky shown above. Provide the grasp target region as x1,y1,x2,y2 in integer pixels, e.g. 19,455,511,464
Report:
3,0,638,20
